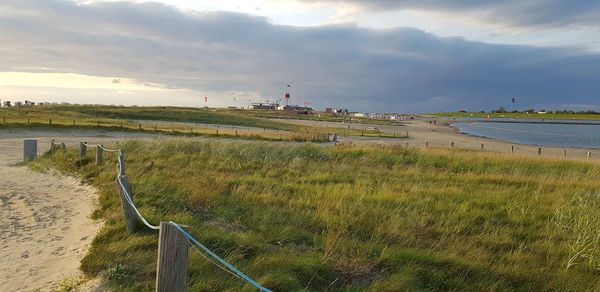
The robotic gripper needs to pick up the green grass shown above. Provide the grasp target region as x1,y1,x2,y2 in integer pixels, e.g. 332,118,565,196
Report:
0,105,402,138
433,112,600,120
29,141,600,291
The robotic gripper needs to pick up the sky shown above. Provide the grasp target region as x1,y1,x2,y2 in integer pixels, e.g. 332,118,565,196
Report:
1,0,599,113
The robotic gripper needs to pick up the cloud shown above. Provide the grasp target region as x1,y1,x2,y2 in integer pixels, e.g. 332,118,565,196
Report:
1,0,599,112
295,0,600,31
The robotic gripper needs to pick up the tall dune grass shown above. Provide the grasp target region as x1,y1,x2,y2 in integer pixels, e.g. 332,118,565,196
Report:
30,141,600,291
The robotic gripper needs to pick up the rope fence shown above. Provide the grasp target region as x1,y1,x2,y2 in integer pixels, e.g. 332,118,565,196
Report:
45,140,272,292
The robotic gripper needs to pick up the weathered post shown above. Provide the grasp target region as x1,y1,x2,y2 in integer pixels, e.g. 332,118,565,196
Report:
406,131,409,137
79,142,87,157
511,145,514,153
116,175,139,233
156,222,189,292
96,145,103,164
50,139,55,152
49,118,52,125
451,142,454,148
118,151,126,176
564,149,567,157
216,129,219,136
538,148,542,156
587,151,591,160
481,144,484,150
23,139,37,161
139,124,142,130
426,142,429,147
60,142,66,153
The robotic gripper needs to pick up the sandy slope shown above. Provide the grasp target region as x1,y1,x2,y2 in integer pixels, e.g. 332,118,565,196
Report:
0,129,160,291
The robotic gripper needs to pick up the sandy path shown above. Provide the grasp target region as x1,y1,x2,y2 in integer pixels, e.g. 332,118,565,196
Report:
0,129,161,291
275,118,600,160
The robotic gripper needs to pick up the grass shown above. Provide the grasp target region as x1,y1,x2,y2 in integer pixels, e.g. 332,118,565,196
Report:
29,141,600,291
0,105,404,139
433,112,600,120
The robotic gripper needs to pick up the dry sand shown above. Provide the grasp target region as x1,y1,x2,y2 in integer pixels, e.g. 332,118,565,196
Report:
0,129,160,292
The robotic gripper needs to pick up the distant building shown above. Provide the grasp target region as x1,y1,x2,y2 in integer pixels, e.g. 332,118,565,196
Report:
284,105,313,115
250,103,278,110
334,109,349,115
325,108,333,113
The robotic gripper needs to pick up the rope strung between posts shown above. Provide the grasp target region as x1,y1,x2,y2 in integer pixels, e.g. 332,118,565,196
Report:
170,222,273,292
115,150,160,230
99,145,119,152
54,140,271,291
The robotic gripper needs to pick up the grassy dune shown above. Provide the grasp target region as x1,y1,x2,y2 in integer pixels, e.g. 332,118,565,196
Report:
0,105,403,139
30,141,600,291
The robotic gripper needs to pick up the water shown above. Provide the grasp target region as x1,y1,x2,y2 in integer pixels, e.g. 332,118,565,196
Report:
451,118,600,148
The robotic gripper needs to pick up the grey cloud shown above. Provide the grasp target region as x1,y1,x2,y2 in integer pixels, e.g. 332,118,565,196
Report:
1,0,599,112
299,0,600,30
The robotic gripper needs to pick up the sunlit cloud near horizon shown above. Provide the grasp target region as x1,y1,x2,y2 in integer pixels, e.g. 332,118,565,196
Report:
1,0,599,112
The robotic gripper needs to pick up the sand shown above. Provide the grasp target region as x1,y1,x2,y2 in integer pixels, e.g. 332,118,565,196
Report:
0,129,161,292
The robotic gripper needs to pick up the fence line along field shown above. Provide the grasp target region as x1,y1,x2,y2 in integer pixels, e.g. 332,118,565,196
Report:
0,105,405,140
28,139,600,291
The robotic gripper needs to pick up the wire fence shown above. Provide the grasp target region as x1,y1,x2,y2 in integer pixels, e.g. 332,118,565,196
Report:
50,140,272,291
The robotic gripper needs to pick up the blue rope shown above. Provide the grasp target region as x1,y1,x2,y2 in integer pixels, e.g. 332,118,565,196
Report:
169,222,272,292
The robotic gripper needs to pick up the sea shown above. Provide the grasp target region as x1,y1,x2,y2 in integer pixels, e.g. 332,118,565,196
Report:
451,118,600,149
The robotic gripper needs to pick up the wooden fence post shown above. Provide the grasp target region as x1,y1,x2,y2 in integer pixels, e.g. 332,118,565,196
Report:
119,151,126,176
511,145,514,153
60,142,66,153
23,139,37,161
587,151,591,160
156,222,189,292
49,118,52,125
80,142,87,157
116,175,139,233
564,149,567,157
451,142,454,148
538,148,542,156
96,145,103,164
480,144,484,150
426,142,429,147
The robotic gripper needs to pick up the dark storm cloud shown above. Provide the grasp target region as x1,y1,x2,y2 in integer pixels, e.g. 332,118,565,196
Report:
1,0,599,112
301,0,600,30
